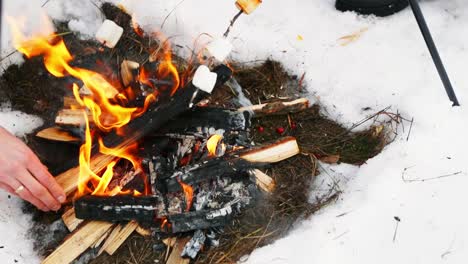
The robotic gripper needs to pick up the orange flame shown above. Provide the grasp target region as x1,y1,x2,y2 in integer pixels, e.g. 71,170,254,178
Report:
207,134,223,157
8,16,176,198
177,178,194,212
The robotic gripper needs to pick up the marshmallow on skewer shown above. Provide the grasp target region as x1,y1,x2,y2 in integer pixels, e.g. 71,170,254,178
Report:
236,0,262,14
205,38,233,62
95,20,124,48
193,65,218,94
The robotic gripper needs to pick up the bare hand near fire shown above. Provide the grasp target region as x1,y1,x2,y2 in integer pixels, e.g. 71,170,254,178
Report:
0,127,66,211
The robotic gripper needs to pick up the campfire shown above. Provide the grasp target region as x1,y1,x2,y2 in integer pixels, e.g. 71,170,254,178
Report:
1,1,388,264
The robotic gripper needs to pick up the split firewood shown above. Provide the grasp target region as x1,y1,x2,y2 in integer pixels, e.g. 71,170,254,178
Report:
166,237,191,264
97,224,123,255
63,96,82,109
238,98,309,117
136,225,152,237
103,221,139,255
42,221,113,264
250,169,275,193
164,136,299,192
121,60,140,87
61,207,84,232
36,127,80,143
92,227,113,249
240,136,300,163
55,65,232,196
55,109,92,127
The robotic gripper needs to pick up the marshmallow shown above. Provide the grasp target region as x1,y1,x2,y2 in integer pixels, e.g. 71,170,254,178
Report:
236,0,262,14
206,38,233,62
95,20,124,48
193,65,218,94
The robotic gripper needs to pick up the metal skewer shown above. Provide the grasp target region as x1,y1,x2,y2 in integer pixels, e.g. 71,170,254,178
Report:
408,0,460,106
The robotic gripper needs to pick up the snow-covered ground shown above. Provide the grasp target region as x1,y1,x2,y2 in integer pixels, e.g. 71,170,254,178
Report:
1,0,468,263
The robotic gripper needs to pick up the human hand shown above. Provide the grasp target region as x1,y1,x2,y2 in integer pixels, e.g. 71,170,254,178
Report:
0,126,66,211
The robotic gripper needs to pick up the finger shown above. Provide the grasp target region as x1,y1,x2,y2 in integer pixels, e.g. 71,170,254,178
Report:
27,155,66,203
16,168,61,211
1,178,49,211
0,182,15,195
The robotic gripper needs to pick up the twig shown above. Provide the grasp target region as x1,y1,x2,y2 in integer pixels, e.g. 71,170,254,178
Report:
406,118,414,141
42,0,51,7
223,10,244,38
402,168,463,183
161,0,187,30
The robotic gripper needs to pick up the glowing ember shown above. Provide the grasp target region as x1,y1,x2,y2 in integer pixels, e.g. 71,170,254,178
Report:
177,178,194,212
207,134,223,157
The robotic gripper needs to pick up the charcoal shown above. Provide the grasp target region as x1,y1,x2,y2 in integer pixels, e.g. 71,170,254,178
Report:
166,210,233,234
163,157,262,192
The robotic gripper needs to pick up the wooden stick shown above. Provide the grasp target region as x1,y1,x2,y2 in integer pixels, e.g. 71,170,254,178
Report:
238,98,309,117
240,136,300,163
166,237,191,264
42,221,113,264
55,109,92,127
36,127,80,143
92,227,113,248
61,207,84,232
97,224,123,256
251,169,275,193
63,96,82,109
103,221,139,255
136,225,152,237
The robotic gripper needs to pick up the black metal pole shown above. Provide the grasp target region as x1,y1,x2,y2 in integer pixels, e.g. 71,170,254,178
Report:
408,0,460,106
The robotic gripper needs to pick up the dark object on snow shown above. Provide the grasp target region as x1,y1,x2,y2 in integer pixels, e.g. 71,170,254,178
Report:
335,0,409,17
408,0,460,106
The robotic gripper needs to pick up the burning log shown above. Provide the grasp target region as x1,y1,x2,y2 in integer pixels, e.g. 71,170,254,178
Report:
36,127,80,143
160,107,251,134
238,98,310,117
164,137,299,192
55,65,232,196
42,221,113,264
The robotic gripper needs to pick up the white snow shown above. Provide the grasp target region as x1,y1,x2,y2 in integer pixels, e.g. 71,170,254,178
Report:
205,38,233,62
1,0,468,263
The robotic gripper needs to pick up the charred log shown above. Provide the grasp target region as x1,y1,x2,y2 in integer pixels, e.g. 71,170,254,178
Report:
74,195,165,222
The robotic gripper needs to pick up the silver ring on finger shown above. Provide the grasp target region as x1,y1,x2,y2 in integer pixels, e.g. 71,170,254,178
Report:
15,185,25,194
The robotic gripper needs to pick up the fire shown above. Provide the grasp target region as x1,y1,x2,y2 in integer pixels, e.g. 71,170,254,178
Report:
177,178,194,212
8,15,179,198
207,134,223,157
